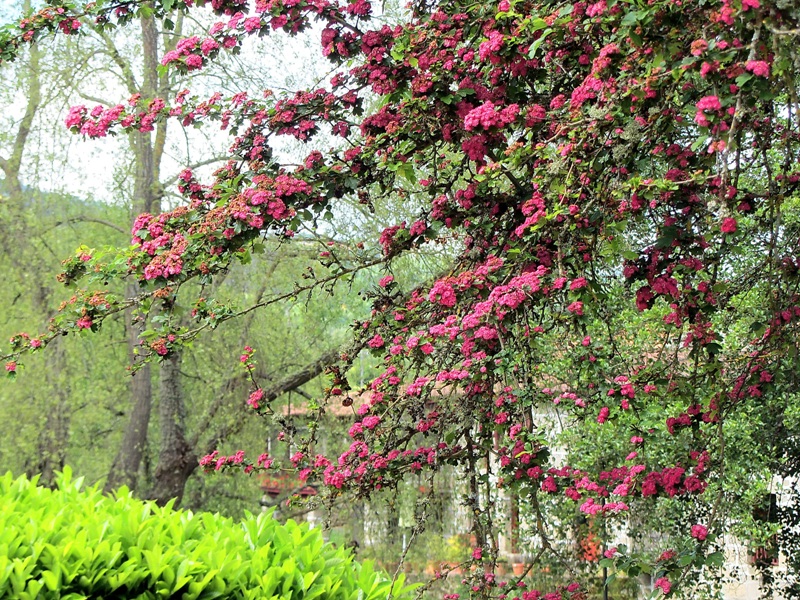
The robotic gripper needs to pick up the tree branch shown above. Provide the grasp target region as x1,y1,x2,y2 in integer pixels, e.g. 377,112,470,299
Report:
200,346,343,456
77,91,115,107
161,155,227,188
6,23,41,187
48,215,127,234
96,28,139,95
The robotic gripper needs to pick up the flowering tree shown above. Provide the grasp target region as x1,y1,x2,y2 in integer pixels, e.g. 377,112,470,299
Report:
3,0,800,597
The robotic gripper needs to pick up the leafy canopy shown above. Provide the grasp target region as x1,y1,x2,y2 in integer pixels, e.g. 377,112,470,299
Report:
0,468,414,599
2,0,800,596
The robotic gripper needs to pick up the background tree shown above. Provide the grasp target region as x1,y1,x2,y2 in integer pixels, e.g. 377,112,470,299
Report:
3,0,800,598
0,0,380,507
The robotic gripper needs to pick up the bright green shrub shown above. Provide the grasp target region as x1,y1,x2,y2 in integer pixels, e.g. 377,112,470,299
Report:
0,469,415,600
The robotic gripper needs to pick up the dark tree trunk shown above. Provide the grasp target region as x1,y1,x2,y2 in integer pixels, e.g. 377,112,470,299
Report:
105,10,174,494
104,282,153,493
30,338,71,488
150,352,197,506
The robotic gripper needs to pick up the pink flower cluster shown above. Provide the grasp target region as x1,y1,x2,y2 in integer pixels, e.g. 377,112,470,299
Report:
161,35,219,71
199,449,247,471
463,101,519,131
745,60,770,78
694,95,723,128
65,104,125,137
691,524,709,541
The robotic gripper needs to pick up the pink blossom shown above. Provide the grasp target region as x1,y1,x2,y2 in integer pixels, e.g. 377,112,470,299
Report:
64,105,86,128
579,498,603,515
464,101,518,130
696,96,722,112
654,577,671,595
363,415,381,429
184,54,203,70
474,326,498,340
612,484,629,496
243,16,262,32
526,104,546,124
406,376,430,396
700,61,718,79
570,277,587,291
567,301,584,315
691,524,708,541
201,38,220,55
428,280,457,307
199,451,218,467
585,0,607,17
478,30,504,61
721,217,737,233
409,220,427,236
541,476,557,492
550,94,566,110
247,389,264,409
658,550,677,562
690,39,708,57
746,60,770,78
161,50,180,65
367,334,385,348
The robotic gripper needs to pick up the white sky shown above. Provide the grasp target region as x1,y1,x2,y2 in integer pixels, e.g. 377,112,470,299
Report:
1,4,343,204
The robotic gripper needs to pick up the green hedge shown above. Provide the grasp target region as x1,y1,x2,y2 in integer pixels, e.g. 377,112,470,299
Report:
0,469,414,600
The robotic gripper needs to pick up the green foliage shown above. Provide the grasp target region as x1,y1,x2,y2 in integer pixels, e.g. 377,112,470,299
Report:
0,468,416,600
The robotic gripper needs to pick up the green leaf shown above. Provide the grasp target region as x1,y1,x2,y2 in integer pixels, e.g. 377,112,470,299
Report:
706,552,724,567
40,569,60,592
530,18,548,31
691,135,708,152
527,28,553,58
558,4,573,16
397,163,416,184
621,10,640,26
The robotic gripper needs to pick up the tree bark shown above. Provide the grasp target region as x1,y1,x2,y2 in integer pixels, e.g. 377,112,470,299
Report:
145,346,343,507
150,352,196,505
105,10,171,494
0,0,39,197
104,283,153,493
30,338,71,488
